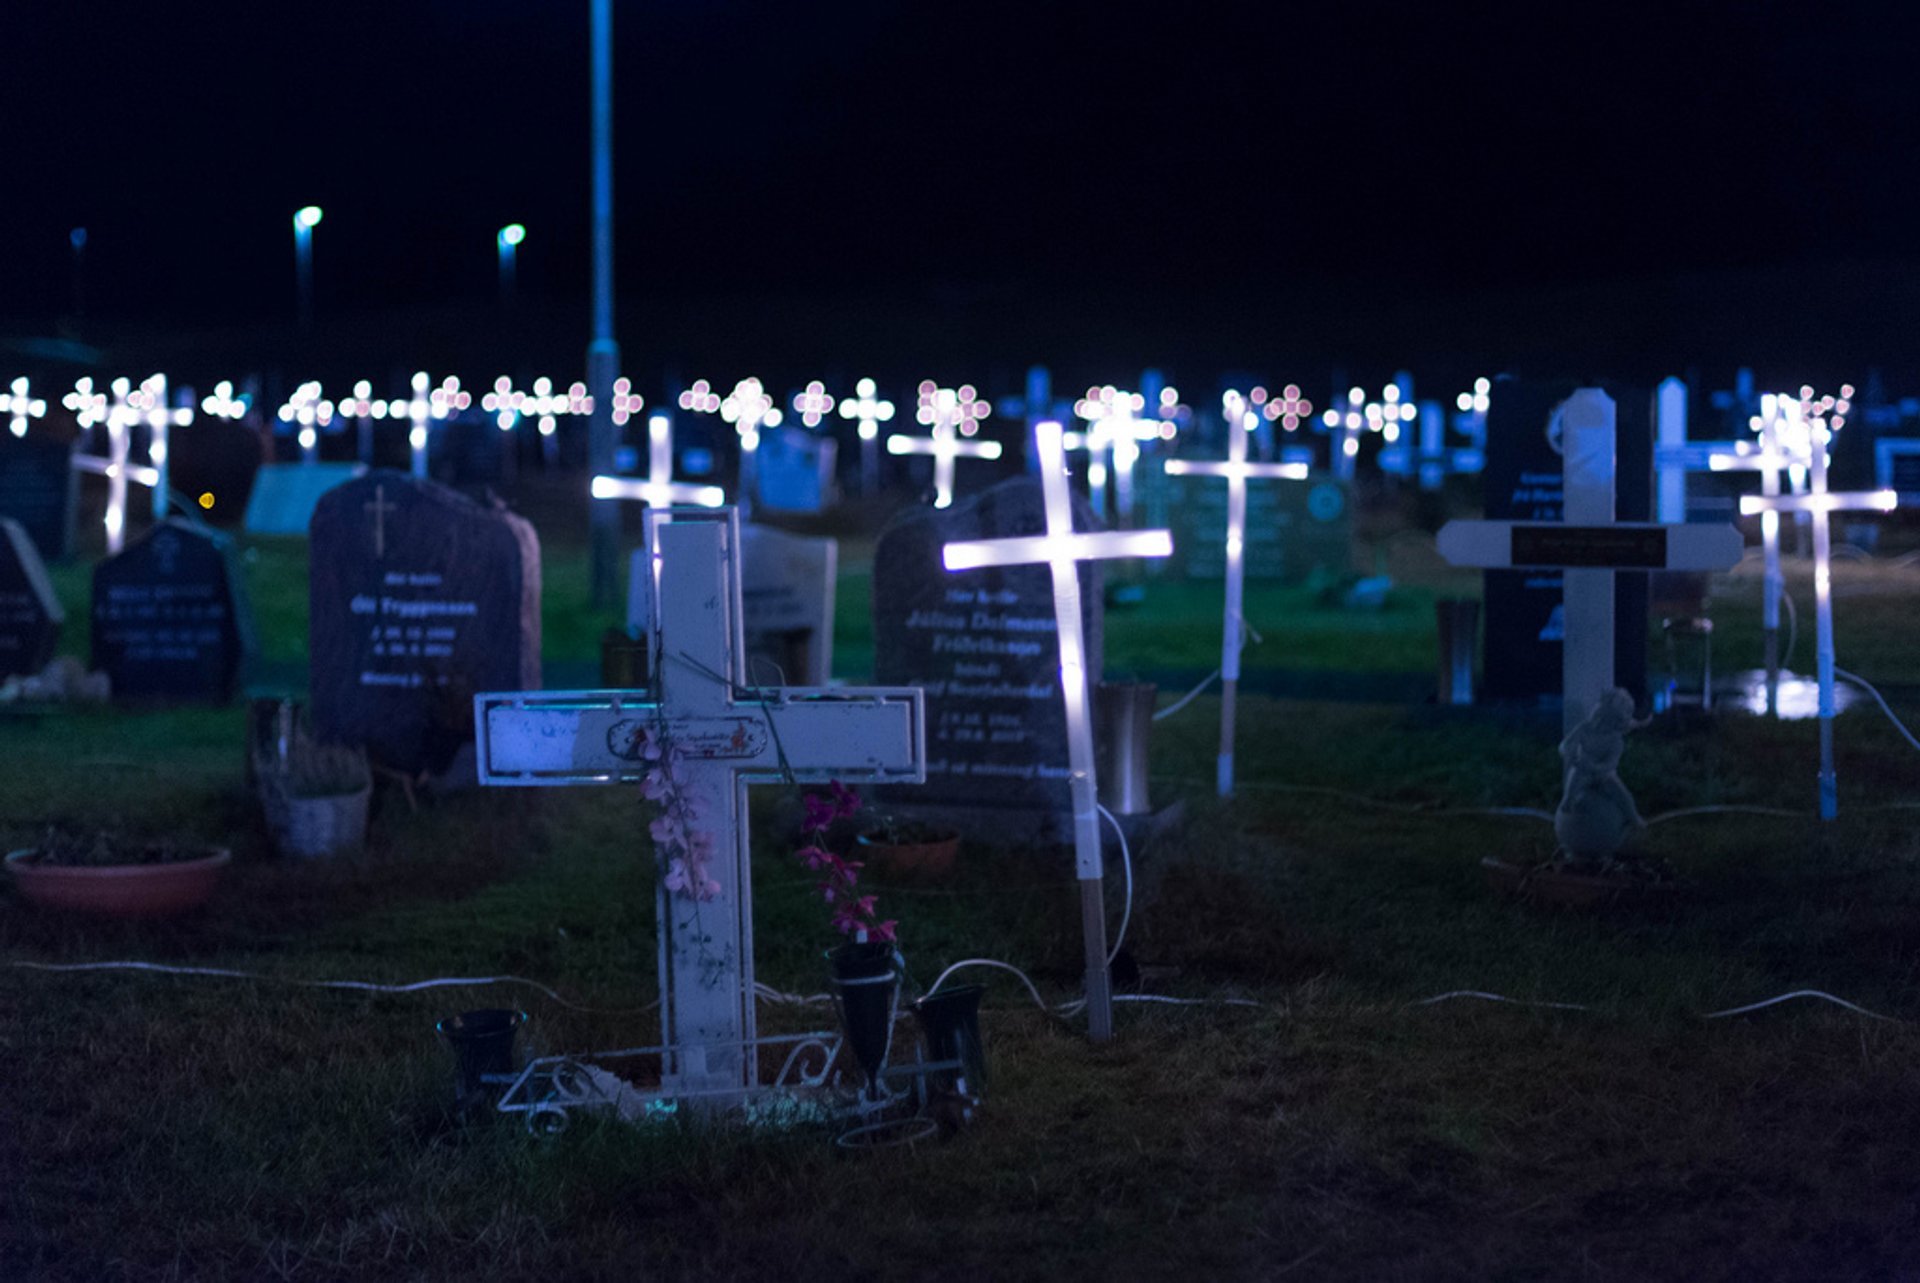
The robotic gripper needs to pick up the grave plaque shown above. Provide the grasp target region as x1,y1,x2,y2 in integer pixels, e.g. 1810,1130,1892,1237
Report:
0,431,77,560
309,471,540,774
756,428,837,514
873,475,1102,831
0,516,63,678
91,519,254,702
1152,467,1349,581
1481,378,1651,704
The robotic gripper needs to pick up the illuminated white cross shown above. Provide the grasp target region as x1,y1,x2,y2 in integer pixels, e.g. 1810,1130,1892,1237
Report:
431,376,470,421
942,420,1173,1043
133,375,190,517
890,385,1003,508
483,376,527,431
1739,386,1897,820
382,372,439,479
1164,406,1310,796
474,507,925,1105
678,379,722,417
790,380,835,428
1066,386,1119,517
337,380,384,463
591,411,726,509
1701,395,1809,695
567,380,600,422
1088,387,1167,526
720,378,781,515
1321,387,1368,480
1151,384,1192,432
1263,383,1314,433
525,377,567,464
838,376,894,494
5,378,46,438
277,381,334,464
201,381,249,421
63,378,107,430
71,377,161,554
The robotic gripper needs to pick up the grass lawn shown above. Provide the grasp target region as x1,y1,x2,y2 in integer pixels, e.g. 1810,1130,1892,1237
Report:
5,489,1920,1280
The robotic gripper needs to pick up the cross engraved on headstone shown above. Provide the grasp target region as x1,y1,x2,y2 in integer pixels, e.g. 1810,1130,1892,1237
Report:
1164,402,1309,796
363,484,396,559
942,420,1172,1043
1437,388,1744,734
473,507,925,1104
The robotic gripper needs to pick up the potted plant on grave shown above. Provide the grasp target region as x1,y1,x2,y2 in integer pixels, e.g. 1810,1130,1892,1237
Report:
854,811,961,882
5,827,230,918
253,701,373,859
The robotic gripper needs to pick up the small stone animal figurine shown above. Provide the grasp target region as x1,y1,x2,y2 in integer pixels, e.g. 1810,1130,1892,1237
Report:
1553,687,1648,865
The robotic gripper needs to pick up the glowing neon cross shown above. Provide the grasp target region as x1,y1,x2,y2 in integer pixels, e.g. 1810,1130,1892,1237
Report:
63,378,107,430
1738,386,1897,820
838,376,894,494
591,411,726,509
1704,394,1808,700
1067,386,1120,517
678,379,722,416
5,378,46,438
431,376,471,421
790,380,835,428
338,380,384,463
605,378,644,426
483,376,527,431
1164,405,1310,796
887,386,1002,508
720,377,781,516
1321,387,1367,480
942,420,1173,1044
132,375,190,517
201,381,249,421
277,381,334,464
1263,383,1314,432
71,377,161,554
382,372,439,479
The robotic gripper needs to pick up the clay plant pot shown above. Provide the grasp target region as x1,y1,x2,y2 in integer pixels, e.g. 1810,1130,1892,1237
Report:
856,827,960,882
1482,857,1675,910
6,846,230,918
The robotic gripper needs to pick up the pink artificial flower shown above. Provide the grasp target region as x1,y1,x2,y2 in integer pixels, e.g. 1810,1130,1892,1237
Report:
795,845,830,871
664,858,689,893
871,919,897,943
830,779,861,820
648,814,680,847
802,792,837,833
699,875,722,900
641,769,672,802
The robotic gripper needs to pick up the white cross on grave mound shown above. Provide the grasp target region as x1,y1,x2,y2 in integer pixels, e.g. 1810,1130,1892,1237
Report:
473,507,925,1108
1437,388,1744,735
943,419,1172,1043
887,388,1002,509
591,412,726,509
1164,404,1309,797
1737,389,1898,820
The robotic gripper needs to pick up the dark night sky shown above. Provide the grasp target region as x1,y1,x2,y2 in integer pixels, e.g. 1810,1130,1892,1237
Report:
7,2,1920,348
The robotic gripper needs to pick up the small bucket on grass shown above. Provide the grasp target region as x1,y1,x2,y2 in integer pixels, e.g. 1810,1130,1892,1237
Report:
437,1008,527,1117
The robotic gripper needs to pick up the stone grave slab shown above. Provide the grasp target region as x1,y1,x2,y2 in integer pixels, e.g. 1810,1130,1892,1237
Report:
244,462,365,536
91,519,255,702
756,427,837,514
0,431,77,561
872,475,1102,838
1481,377,1652,705
309,471,540,775
1150,466,1349,580
0,516,63,678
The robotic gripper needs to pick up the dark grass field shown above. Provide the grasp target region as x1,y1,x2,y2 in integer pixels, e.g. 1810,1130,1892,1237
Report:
5,481,1920,1280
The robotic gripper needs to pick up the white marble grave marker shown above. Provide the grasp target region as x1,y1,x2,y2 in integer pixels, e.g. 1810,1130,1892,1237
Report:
942,420,1173,1043
1164,405,1310,796
1438,389,1744,734
474,508,924,1104
1738,387,1898,820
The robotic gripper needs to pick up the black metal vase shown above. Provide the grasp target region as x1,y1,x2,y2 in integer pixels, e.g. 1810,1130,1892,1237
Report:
436,1008,526,1118
827,940,899,1099
912,983,987,1098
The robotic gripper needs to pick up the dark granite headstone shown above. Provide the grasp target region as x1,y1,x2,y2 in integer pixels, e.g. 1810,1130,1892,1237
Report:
1481,378,1651,705
1153,468,1351,581
309,471,541,775
91,519,254,702
0,516,63,678
872,476,1101,837
0,431,77,561
432,413,511,487
168,418,263,526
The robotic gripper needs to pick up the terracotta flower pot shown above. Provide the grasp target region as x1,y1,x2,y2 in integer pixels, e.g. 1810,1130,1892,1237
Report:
856,829,960,882
6,847,230,918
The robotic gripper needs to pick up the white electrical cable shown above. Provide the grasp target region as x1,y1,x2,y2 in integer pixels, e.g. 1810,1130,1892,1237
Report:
1096,802,1133,964
924,958,1052,1013
1836,666,1920,753
6,959,655,1014
1700,989,1903,1023
1151,668,1219,722
1409,990,1592,1012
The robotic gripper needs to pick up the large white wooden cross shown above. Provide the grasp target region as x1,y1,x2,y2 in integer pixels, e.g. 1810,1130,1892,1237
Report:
1164,403,1310,796
1738,388,1898,820
1438,388,1744,734
942,420,1172,1042
590,411,726,508
473,507,925,1104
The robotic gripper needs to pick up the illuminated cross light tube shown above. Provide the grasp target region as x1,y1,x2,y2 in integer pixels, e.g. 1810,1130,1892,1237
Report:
791,380,835,428
5,378,46,438
200,381,249,421
72,378,162,554
838,377,894,495
886,396,1002,509
1738,401,1895,820
719,378,781,520
1164,408,1310,797
385,372,438,480
135,375,191,517
337,380,384,464
591,411,725,508
277,381,333,466
942,420,1173,1043
1706,398,1806,704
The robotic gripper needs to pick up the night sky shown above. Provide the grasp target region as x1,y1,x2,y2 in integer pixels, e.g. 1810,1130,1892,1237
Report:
8,3,1920,379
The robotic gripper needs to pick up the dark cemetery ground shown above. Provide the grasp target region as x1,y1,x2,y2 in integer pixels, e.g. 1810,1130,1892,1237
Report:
6,478,1920,1280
